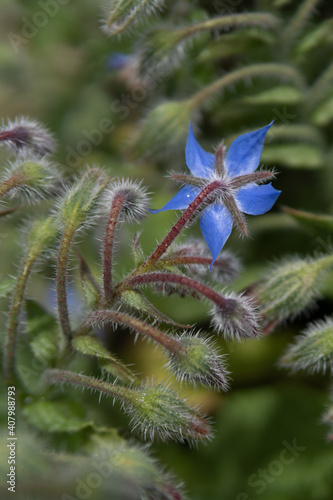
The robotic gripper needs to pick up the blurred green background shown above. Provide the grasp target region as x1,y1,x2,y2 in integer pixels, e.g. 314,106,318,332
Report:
1,0,333,499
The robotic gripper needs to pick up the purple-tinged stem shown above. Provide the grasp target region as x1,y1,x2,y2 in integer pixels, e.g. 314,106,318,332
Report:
3,257,33,384
140,180,223,273
87,310,184,355
103,192,128,303
119,272,228,309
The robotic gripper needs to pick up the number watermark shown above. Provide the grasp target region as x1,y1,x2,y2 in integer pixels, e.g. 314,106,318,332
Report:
7,386,16,493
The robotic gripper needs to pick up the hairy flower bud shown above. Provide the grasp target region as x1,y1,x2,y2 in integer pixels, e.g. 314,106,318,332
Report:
100,178,150,223
256,255,333,324
0,116,56,156
281,317,333,374
167,332,229,390
0,152,61,202
124,383,211,443
211,291,260,340
56,167,109,230
129,100,193,159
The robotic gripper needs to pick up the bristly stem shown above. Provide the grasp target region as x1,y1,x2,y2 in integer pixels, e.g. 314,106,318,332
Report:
3,257,33,384
86,310,185,354
118,272,228,309
139,180,223,273
57,224,76,341
103,192,127,303
45,369,136,404
189,63,304,109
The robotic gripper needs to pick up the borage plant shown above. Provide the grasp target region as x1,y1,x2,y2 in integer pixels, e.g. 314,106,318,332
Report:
1,118,279,499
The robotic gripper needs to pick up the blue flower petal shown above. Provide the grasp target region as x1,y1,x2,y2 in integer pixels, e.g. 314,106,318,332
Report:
236,182,281,215
185,123,215,178
149,185,200,213
225,122,273,178
199,204,233,268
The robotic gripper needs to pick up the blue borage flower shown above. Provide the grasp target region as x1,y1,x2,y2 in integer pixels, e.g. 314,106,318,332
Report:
151,122,281,267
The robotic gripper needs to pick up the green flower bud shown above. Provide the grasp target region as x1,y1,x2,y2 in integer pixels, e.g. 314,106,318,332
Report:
56,167,109,231
129,100,193,159
281,317,333,373
256,255,333,324
125,382,211,443
0,152,61,202
211,291,260,340
167,332,229,390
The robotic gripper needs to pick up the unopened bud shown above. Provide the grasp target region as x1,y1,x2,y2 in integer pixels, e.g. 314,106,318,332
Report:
281,317,333,373
125,382,211,443
167,332,229,390
256,255,333,324
0,116,56,156
211,291,260,340
56,167,109,230
0,152,61,202
129,100,193,159
101,178,150,223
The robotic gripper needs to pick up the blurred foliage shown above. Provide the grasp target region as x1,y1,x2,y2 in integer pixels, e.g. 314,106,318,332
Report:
1,0,333,499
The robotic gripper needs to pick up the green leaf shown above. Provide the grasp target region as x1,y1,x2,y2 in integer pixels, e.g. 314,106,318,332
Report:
261,143,324,168
311,95,333,126
121,289,190,328
72,335,138,384
295,18,333,54
282,206,333,233
25,300,62,362
0,277,15,299
23,399,93,433
242,86,303,105
198,30,275,62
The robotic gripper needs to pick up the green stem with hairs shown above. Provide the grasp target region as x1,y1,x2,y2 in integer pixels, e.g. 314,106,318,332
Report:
3,256,34,384
189,63,305,108
57,224,76,341
86,310,184,354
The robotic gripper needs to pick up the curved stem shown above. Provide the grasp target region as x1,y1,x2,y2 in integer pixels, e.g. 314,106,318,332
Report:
190,63,304,108
45,369,136,404
57,225,76,341
86,310,184,355
3,257,33,384
119,272,228,309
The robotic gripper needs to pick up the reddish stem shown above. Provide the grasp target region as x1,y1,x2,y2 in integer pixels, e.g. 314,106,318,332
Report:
87,310,184,354
103,193,127,303
120,272,228,309
141,180,223,272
